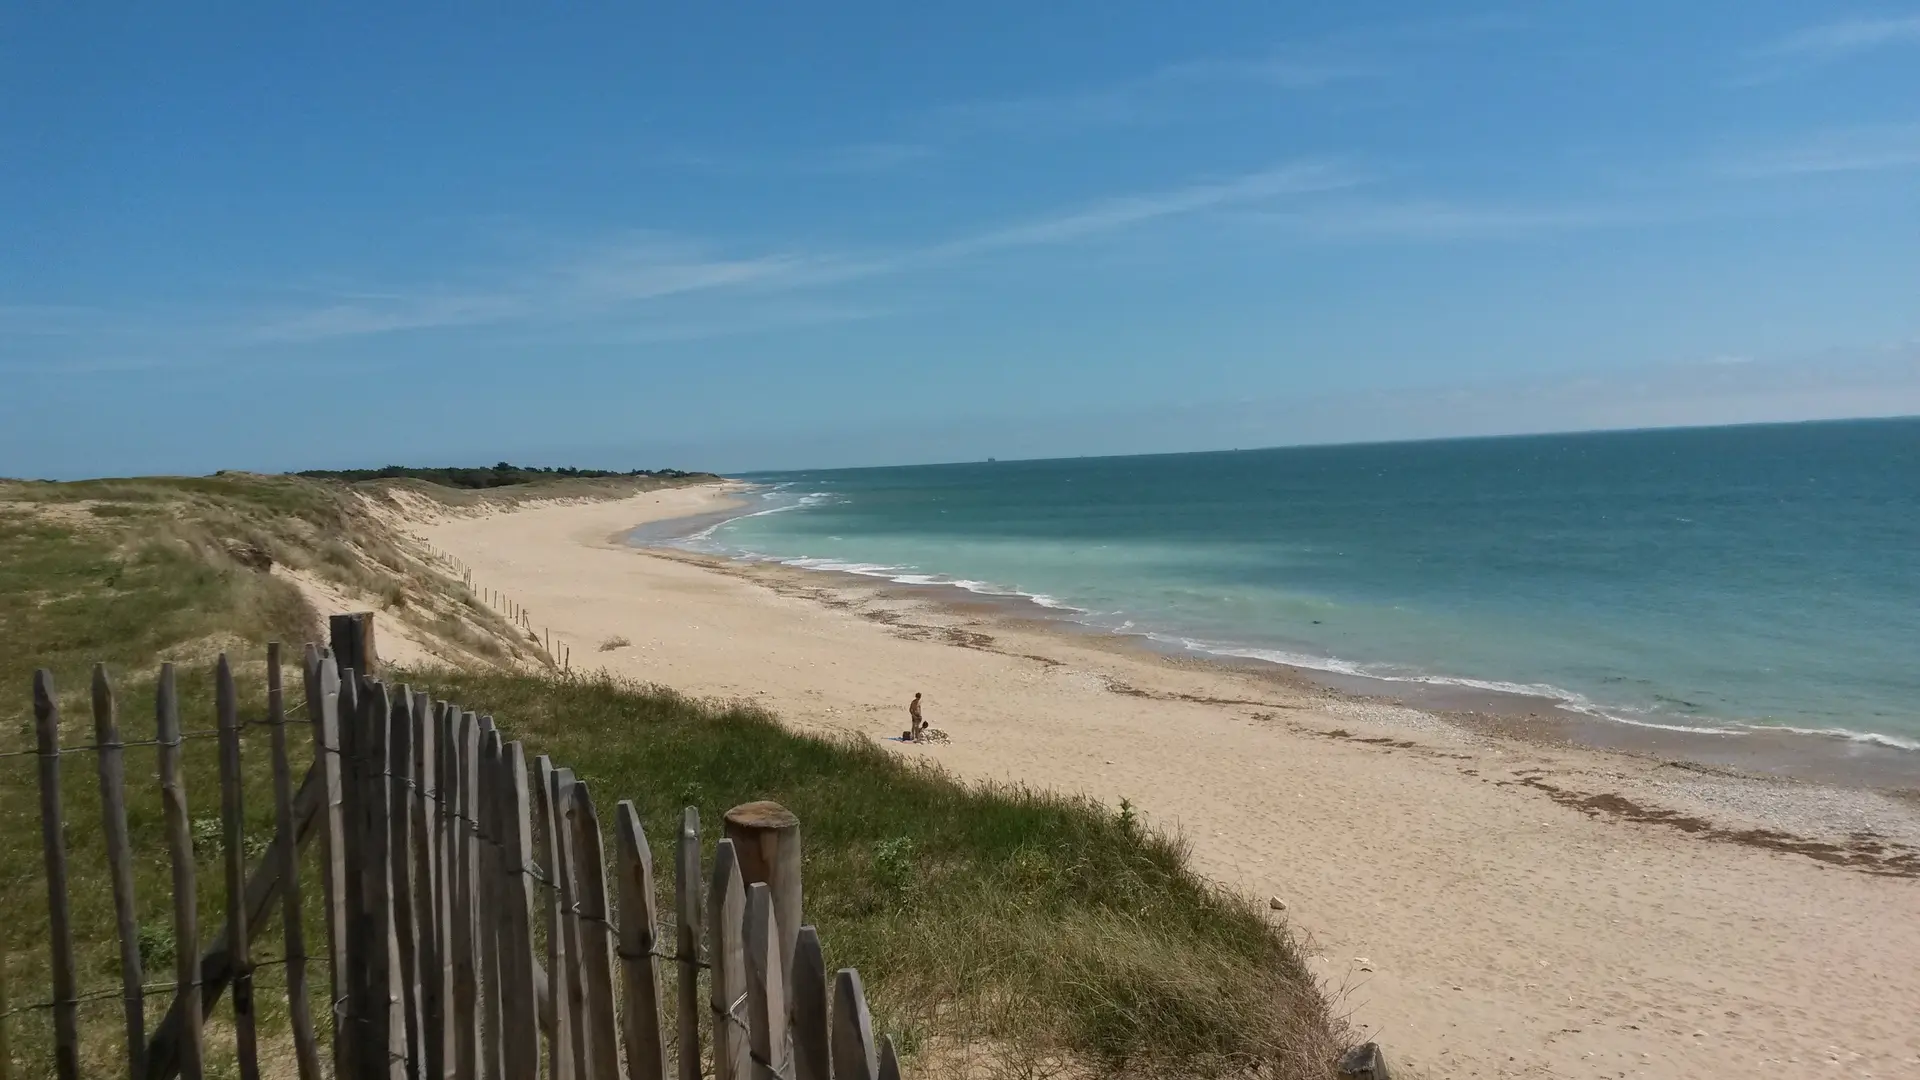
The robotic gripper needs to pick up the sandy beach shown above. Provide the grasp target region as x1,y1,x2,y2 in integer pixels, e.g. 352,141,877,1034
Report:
407,483,1920,1079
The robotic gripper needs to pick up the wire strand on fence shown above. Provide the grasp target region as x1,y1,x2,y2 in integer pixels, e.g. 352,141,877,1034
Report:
5,657,879,1080
0,958,294,1022
0,701,311,758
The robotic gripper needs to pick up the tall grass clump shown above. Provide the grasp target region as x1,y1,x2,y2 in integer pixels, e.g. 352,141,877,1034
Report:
409,668,1347,1079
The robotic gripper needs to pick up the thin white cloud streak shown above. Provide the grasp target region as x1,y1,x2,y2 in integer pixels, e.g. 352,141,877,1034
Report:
658,140,935,177
1756,15,1920,61
240,159,1358,344
932,49,1372,134
1713,123,1920,177
249,294,527,342
589,300,895,345
243,238,842,343
0,304,108,337
919,161,1364,259
5,159,1355,361
927,13,1521,136
809,142,937,173
1245,197,1662,241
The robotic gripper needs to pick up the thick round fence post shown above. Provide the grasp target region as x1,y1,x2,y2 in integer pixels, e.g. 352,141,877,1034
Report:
328,612,378,679
722,802,802,974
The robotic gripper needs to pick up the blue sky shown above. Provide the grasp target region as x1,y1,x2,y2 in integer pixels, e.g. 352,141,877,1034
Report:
4,3,1919,477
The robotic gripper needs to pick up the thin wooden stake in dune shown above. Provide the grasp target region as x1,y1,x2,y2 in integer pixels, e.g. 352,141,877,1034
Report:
567,782,620,1080
215,656,261,1080
674,808,704,1080
614,802,667,1080
268,645,323,1080
92,665,145,1080
709,839,751,1080
33,671,80,1080
156,664,205,1080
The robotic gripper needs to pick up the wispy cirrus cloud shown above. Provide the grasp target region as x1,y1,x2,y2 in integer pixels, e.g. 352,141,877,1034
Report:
0,304,107,337
1711,123,1920,177
920,160,1364,258
244,235,844,343
12,159,1357,361
1734,14,1920,83
808,142,937,174
1245,197,1664,241
1754,14,1920,62
928,13,1519,136
658,140,936,177
932,49,1372,134
271,160,1359,341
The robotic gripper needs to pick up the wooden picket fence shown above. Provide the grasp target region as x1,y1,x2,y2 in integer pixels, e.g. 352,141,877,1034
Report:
6,615,904,1080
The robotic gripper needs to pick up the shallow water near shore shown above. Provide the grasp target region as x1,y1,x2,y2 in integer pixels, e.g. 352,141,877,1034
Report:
646,419,1920,780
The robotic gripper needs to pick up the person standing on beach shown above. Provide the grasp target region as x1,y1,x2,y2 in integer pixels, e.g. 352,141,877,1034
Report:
909,692,924,741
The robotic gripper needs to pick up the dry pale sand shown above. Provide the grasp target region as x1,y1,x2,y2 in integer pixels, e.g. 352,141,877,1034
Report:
412,484,1920,1079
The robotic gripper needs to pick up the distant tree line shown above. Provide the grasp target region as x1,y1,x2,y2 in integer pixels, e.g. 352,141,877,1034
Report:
295,462,715,489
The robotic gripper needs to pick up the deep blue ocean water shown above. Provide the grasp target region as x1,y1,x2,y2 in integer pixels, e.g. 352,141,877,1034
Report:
678,419,1920,749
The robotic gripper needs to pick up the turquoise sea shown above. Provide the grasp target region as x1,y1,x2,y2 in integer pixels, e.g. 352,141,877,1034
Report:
669,419,1920,751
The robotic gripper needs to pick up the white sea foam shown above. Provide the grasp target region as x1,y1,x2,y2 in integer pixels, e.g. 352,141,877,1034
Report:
668,482,1920,755
672,486,837,546
1143,632,1920,748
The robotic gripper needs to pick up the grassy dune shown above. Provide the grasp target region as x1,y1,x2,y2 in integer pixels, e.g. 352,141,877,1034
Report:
414,670,1344,1078
0,473,1346,1079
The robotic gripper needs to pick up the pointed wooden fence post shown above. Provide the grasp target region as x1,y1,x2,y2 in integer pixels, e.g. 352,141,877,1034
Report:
535,756,575,1080
434,703,460,1077
268,645,323,1080
568,783,620,1080
788,927,829,1080
674,809,703,1080
388,688,423,1074
451,712,482,1080
552,769,593,1080
353,679,396,1080
707,839,750,1080
337,668,369,1079
478,721,505,1080
91,665,146,1080
410,691,443,1080
831,969,878,1080
613,802,666,1080
157,665,205,1080
304,646,349,1080
32,672,80,1080
215,656,262,1080
744,883,790,1080
497,743,542,1080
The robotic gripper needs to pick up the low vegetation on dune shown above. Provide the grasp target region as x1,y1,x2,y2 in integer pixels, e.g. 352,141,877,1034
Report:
409,669,1347,1078
0,471,1347,1079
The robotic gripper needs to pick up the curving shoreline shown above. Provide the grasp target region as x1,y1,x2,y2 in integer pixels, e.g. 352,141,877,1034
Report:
414,481,1920,1079
647,484,1920,792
